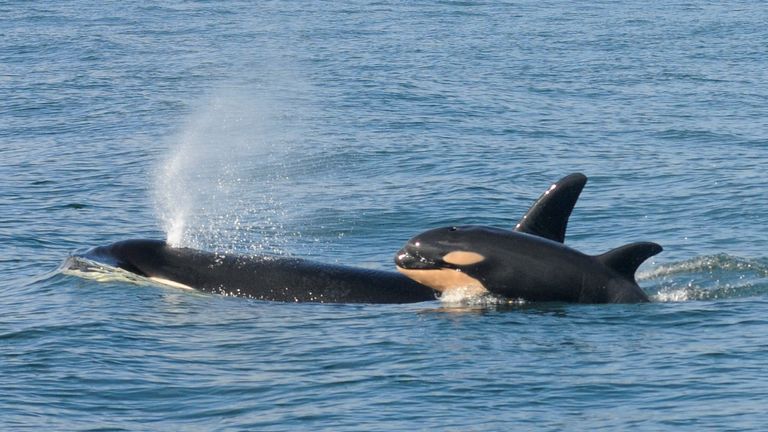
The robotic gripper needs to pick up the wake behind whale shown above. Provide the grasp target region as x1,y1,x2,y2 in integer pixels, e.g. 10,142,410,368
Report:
641,254,768,302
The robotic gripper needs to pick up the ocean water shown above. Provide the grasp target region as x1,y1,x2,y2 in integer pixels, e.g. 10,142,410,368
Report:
2,0,768,430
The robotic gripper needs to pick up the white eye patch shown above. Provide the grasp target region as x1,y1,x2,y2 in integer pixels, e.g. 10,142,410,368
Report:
442,251,486,266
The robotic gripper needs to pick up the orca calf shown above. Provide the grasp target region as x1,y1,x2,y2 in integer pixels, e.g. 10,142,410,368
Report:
72,239,437,304
395,173,662,303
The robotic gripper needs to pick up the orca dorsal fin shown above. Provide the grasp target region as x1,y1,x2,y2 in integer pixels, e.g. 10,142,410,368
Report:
514,173,588,243
597,242,663,281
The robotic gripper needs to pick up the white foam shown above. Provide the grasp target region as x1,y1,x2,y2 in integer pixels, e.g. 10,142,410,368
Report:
652,288,694,302
439,286,487,304
61,256,154,286
438,286,525,306
63,256,195,292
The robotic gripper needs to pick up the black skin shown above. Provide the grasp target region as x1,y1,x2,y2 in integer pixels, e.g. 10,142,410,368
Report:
78,239,437,304
395,173,662,304
396,226,661,304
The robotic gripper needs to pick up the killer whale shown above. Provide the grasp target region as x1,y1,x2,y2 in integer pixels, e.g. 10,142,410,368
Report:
395,173,662,303
71,239,437,304
67,173,598,304
68,173,654,304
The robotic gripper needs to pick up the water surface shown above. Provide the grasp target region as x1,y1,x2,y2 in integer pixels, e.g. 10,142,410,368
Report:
2,1,768,430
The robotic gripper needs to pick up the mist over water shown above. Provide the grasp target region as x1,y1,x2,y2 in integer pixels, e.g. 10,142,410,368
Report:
154,85,305,254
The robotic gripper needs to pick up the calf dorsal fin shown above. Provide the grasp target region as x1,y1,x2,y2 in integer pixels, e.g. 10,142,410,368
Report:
597,242,663,281
515,173,587,243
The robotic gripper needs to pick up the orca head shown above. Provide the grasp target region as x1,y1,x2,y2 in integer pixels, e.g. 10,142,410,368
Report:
83,239,168,277
395,226,501,297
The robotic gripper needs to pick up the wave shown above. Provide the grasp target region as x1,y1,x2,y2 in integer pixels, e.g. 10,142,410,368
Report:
640,254,768,302
61,255,155,286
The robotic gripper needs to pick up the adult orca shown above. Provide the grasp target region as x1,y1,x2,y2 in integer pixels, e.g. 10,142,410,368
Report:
70,239,437,304
395,173,662,303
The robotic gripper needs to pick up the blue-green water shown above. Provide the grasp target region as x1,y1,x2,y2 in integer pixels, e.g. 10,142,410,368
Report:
3,1,768,430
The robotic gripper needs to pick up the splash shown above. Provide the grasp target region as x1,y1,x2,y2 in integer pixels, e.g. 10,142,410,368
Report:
639,253,768,280
438,286,526,306
62,255,155,287
154,87,301,254
640,254,768,302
